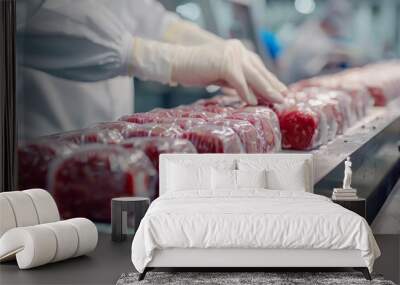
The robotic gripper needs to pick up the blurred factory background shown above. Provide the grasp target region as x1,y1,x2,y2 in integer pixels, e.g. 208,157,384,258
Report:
135,0,400,112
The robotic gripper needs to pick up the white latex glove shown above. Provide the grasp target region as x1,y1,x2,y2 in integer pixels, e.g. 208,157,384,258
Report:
162,19,287,100
163,19,223,46
129,38,285,105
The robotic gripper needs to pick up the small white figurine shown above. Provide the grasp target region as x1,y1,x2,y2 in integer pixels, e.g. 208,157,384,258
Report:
342,157,352,189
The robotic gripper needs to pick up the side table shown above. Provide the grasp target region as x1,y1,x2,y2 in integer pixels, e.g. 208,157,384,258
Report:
332,198,366,219
111,197,150,242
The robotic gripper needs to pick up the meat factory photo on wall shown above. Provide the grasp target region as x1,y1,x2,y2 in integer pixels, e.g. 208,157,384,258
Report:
1,0,400,284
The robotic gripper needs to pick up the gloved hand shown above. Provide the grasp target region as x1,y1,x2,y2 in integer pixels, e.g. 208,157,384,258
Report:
129,38,285,105
162,19,287,103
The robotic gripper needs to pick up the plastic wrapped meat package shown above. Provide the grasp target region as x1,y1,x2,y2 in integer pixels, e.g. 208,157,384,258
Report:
289,88,352,137
89,121,137,133
182,125,244,153
119,112,158,124
193,94,245,108
177,110,224,120
122,123,184,139
192,105,236,116
48,145,157,222
291,82,372,121
46,128,124,145
210,119,259,153
121,137,197,170
275,102,325,150
227,107,281,152
293,61,400,107
18,140,78,190
154,117,206,130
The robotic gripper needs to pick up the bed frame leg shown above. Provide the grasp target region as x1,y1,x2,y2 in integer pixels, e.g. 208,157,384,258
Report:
138,268,148,281
354,267,371,280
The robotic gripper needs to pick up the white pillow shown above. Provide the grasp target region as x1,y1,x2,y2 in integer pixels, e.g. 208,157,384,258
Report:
167,162,212,191
211,169,268,191
266,163,306,191
238,159,308,192
211,168,237,190
236,169,267,189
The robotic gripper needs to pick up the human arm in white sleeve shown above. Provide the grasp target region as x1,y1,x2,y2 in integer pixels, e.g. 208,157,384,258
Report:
18,0,135,82
18,0,283,104
160,15,288,101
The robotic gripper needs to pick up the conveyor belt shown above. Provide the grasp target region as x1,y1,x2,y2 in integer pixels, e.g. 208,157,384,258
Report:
298,97,400,224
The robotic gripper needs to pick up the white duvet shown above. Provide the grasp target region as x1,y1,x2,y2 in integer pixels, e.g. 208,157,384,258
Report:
131,190,380,273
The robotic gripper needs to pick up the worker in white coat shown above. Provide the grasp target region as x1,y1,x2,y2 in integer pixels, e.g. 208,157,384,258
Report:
279,0,356,83
17,0,286,139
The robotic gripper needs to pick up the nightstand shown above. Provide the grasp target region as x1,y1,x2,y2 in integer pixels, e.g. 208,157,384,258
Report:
332,198,366,218
111,197,150,242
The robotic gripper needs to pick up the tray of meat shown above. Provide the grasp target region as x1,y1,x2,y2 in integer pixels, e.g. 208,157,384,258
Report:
121,137,197,170
227,107,281,152
122,123,184,139
18,140,78,190
210,119,259,153
182,125,244,153
48,145,157,222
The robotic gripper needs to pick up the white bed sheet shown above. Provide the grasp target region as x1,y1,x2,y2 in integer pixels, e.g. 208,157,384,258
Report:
131,190,380,273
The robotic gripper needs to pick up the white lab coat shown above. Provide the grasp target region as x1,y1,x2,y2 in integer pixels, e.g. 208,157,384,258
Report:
17,0,179,139
279,21,336,84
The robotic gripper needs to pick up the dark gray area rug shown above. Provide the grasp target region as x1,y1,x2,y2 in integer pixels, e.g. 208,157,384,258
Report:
116,272,396,285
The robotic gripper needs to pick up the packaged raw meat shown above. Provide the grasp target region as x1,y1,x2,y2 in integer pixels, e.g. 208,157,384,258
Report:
154,117,206,130
89,121,137,133
182,125,244,153
178,110,224,120
304,98,338,141
193,94,245,108
294,61,400,106
121,137,197,170
210,119,259,153
227,107,281,152
122,123,184,139
46,128,124,145
193,105,236,115
275,103,326,150
148,108,183,118
18,140,78,190
119,113,157,124
291,81,372,121
289,88,351,136
48,145,157,222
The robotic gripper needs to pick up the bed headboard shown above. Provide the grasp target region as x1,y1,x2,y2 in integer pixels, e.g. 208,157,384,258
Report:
159,154,314,195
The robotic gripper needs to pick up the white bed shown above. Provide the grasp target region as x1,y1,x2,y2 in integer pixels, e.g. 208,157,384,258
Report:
131,154,380,280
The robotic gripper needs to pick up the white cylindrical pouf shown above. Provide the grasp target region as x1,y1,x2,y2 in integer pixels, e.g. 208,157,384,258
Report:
66,218,98,257
1,192,39,227
43,221,79,262
24,189,60,224
0,226,57,269
0,196,17,237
